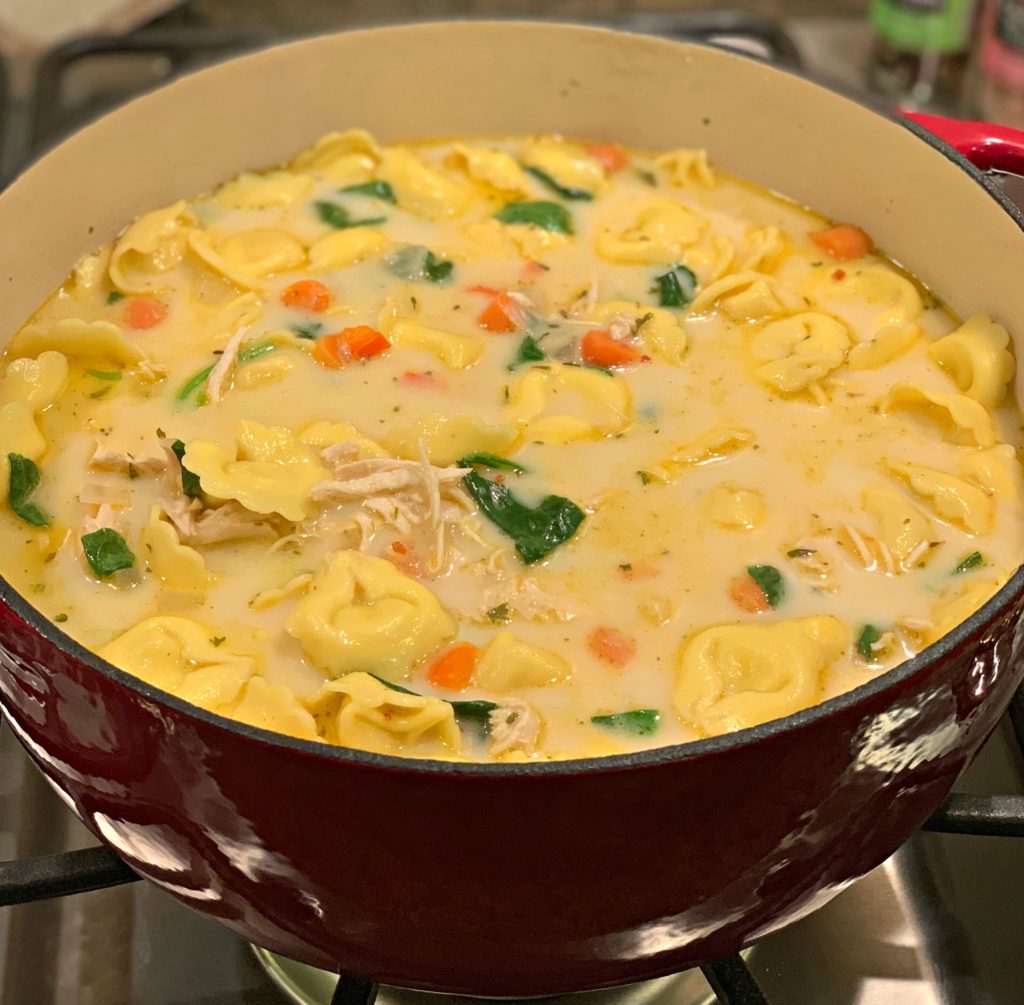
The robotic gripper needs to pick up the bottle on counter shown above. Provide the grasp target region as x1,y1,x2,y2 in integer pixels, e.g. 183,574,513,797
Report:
868,0,977,111
972,1,1024,126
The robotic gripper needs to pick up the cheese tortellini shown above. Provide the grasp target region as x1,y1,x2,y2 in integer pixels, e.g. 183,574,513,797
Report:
928,314,1015,408
750,312,849,394
596,199,705,264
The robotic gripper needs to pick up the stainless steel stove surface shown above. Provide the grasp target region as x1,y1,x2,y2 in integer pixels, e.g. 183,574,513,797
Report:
4,8,1024,1004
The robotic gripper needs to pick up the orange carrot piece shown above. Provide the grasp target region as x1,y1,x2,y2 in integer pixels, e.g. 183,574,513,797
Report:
426,642,479,691
312,334,345,369
123,298,167,330
811,224,873,261
729,575,770,613
580,328,641,368
586,142,628,174
586,627,637,668
476,291,517,333
281,279,332,313
341,325,390,359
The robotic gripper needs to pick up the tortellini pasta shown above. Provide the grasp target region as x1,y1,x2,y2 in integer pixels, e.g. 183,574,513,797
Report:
286,551,455,679
879,384,996,448
383,413,518,466
861,486,933,568
189,228,306,289
959,444,1023,498
506,363,632,442
596,199,706,265
377,147,474,219
475,631,571,691
307,671,461,755
750,312,849,394
928,314,1015,408
309,228,390,271
109,200,195,293
703,484,765,530
0,350,68,474
884,460,994,535
589,301,688,365
8,318,144,366
521,136,605,195
215,171,313,209
816,264,923,331
448,144,530,195
675,617,848,737
654,147,716,188
690,271,791,322
646,427,755,483
847,323,919,370
183,421,328,521
289,128,379,181
385,319,484,370
140,506,209,592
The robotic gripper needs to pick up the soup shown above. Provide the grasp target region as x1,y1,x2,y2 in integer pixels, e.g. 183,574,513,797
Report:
1,131,1019,761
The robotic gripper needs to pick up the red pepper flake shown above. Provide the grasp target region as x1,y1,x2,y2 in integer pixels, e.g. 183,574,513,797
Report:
640,354,652,363
494,473,506,484
831,268,846,281
391,541,408,555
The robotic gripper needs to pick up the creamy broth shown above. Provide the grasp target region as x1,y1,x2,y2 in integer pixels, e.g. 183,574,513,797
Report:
1,131,1020,761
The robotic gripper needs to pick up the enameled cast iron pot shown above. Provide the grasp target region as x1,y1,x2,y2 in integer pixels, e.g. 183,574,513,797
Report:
2,21,1024,997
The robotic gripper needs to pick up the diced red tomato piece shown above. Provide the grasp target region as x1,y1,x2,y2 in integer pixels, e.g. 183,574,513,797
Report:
425,642,479,691
281,279,332,313
123,298,167,330
729,575,770,613
811,224,873,261
580,328,641,368
312,326,389,369
586,142,628,174
586,627,637,668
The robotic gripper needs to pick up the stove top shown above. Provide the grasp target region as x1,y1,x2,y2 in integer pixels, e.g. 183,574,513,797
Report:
3,8,1024,1004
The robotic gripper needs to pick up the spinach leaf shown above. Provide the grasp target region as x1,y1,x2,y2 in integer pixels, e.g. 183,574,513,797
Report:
7,454,51,527
387,245,454,283
81,528,135,577
169,440,201,498
508,335,546,370
653,265,698,308
458,452,527,473
339,180,396,204
86,368,122,381
591,709,661,736
746,564,785,608
494,201,573,234
462,471,585,564
290,321,324,341
954,551,984,574
106,290,125,304
857,624,882,661
367,673,498,729
524,166,593,201
486,603,511,623
314,200,386,230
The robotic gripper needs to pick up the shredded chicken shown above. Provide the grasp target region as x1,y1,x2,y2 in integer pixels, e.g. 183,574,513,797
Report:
185,502,278,545
135,357,168,383
206,325,249,404
159,495,202,537
89,444,166,476
454,550,577,623
80,481,133,508
81,503,122,535
488,697,542,758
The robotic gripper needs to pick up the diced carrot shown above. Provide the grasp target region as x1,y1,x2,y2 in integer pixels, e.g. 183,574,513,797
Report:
426,642,479,691
811,224,873,261
341,325,390,359
400,370,440,389
312,326,390,369
729,575,770,613
580,328,641,368
586,142,628,174
123,298,167,330
476,291,517,333
391,540,408,555
281,279,332,313
586,627,637,668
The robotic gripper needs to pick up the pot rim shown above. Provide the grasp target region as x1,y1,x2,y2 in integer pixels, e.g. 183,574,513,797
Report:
2,20,1022,778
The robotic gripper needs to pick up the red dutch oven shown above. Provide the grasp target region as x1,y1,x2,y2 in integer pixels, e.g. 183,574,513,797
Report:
1,22,1024,997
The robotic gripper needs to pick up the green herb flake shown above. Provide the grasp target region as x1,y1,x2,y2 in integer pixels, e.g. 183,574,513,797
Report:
634,312,655,332
210,636,226,647
458,452,527,473
508,335,546,370
462,471,585,564
524,165,593,201
86,368,122,381
81,528,135,577
30,583,45,594
653,265,698,308
857,624,882,661
619,563,632,572
746,564,785,608
486,603,511,624
591,709,661,736
106,290,125,304
290,321,324,340
314,200,385,230
635,169,657,187
175,363,215,402
637,470,654,486
89,386,112,400
54,613,69,624
954,551,984,574
7,454,51,527
339,180,396,204
494,200,573,234
169,440,201,498
787,548,816,559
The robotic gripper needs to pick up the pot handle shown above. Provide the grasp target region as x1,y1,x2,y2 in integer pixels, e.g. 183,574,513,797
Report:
904,110,1024,175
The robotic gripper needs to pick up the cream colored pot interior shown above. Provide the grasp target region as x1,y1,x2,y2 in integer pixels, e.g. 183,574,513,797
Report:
2,20,1023,396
